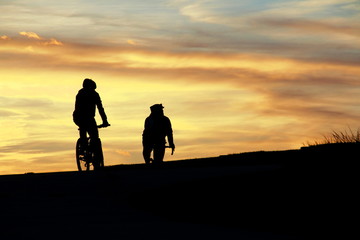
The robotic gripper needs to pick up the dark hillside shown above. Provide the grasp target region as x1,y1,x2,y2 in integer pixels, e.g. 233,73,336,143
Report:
0,143,357,239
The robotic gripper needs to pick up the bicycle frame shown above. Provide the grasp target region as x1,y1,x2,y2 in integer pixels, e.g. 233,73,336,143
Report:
76,124,109,171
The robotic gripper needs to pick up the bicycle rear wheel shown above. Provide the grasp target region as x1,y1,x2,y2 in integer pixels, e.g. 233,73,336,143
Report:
76,138,91,171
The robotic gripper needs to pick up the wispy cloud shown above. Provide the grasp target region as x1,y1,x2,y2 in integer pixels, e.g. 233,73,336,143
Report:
255,18,360,37
19,31,42,40
1,33,359,124
127,39,137,46
0,140,72,154
173,0,360,55
0,35,10,40
18,31,63,46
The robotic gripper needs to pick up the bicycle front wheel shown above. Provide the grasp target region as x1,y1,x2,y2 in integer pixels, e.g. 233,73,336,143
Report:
76,138,90,171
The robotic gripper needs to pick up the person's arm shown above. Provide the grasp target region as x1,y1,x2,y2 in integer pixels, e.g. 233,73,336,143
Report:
166,117,175,152
96,92,109,126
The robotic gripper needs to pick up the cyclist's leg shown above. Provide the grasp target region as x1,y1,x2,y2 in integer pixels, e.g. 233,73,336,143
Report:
87,118,99,139
76,120,89,171
153,144,165,164
87,118,102,169
87,118,99,148
91,138,103,169
78,124,88,153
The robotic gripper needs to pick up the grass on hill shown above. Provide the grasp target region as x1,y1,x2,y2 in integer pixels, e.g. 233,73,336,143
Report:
305,127,360,147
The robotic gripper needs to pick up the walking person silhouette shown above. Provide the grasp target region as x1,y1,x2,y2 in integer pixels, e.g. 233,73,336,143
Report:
73,79,110,168
142,104,175,165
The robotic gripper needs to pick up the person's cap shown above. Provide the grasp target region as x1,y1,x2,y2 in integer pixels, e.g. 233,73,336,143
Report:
150,104,164,111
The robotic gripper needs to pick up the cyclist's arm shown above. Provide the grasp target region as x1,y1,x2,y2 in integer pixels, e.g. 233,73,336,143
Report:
95,93,109,125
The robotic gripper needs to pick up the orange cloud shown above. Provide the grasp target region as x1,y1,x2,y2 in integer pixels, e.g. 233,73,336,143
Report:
17,31,63,46
1,35,359,131
42,38,63,46
0,35,10,40
127,39,137,45
19,31,42,40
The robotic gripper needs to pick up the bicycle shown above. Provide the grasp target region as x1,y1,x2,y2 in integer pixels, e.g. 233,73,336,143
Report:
76,124,110,171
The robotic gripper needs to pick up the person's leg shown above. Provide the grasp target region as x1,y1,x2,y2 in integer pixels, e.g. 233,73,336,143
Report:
153,145,165,165
142,145,153,164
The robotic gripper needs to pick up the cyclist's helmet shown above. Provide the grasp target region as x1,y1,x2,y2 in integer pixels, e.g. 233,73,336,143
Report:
83,78,97,90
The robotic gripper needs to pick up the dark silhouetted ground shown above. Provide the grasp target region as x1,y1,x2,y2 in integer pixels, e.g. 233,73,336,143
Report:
0,143,356,239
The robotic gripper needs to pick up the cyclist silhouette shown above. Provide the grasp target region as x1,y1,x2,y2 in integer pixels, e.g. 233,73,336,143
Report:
73,78,110,148
142,104,175,165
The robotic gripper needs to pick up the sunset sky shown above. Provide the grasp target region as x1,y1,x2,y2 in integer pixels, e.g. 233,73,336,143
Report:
1,0,359,174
